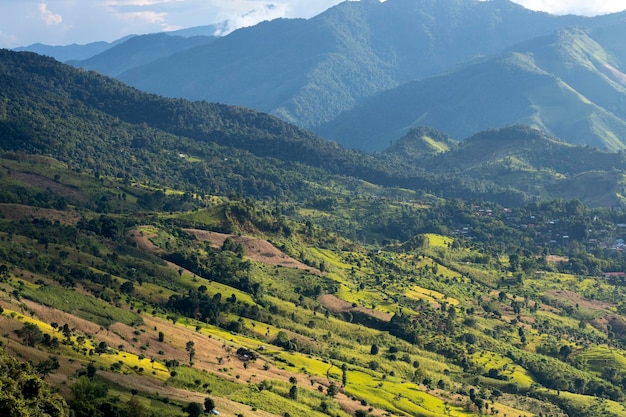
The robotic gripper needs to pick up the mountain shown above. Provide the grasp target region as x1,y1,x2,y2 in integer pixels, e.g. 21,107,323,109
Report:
420,125,626,207
13,21,226,65
5,49,626,208
0,50,533,207
166,22,228,37
67,33,217,77
13,36,134,62
385,126,458,159
7,51,626,417
112,0,594,128
381,124,626,207
319,23,626,152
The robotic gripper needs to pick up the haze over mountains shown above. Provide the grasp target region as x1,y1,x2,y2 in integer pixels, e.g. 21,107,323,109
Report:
17,0,626,154
110,0,596,128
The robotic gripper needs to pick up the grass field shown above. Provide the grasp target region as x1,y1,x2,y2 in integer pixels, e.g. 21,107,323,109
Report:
20,285,142,327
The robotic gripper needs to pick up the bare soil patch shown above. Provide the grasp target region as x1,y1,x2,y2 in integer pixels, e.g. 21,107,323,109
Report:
545,289,613,312
185,229,322,274
2,169,85,201
319,294,392,323
545,255,569,264
0,203,82,225
129,226,164,253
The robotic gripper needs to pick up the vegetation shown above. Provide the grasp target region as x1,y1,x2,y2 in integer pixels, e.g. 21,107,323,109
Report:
0,347,69,417
5,44,626,417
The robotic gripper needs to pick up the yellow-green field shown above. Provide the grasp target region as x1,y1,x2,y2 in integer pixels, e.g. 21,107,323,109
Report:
405,285,460,306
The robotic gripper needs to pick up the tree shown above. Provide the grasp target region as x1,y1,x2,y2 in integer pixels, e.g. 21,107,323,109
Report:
289,385,298,400
342,363,348,387
0,264,8,278
204,397,215,413
327,382,339,397
86,362,97,379
158,331,165,342
186,402,204,417
16,322,43,346
62,323,72,342
71,377,109,403
370,343,379,355
126,396,148,417
186,341,196,365
95,341,109,354
36,356,60,379
559,345,572,361
120,281,135,295
0,348,69,417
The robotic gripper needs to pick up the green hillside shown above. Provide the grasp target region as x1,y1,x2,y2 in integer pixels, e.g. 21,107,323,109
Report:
6,48,626,417
110,0,590,128
385,127,458,160
6,49,626,210
318,25,626,152
5,147,626,417
67,33,217,77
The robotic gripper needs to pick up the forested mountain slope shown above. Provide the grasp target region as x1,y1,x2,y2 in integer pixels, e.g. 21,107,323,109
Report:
112,0,595,127
318,24,626,152
66,33,217,77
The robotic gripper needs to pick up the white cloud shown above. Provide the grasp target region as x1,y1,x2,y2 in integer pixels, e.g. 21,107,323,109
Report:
213,3,288,35
2,0,626,49
39,3,62,26
512,0,626,15
118,10,168,25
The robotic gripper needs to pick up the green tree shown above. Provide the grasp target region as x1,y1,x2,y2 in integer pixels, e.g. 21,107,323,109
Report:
16,322,43,346
186,341,196,365
0,347,69,417
204,397,215,413
126,396,148,417
71,377,109,402
559,345,572,361
327,382,339,397
120,281,135,295
36,356,60,379
289,385,298,400
186,402,204,417
86,362,97,379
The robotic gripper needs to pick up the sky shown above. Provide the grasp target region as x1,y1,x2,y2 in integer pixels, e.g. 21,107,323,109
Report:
1,0,626,49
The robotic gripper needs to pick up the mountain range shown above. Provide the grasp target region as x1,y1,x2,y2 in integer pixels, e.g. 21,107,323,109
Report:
66,0,606,128
3,49,626,208
18,0,626,153
8,40,626,417
320,23,626,151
